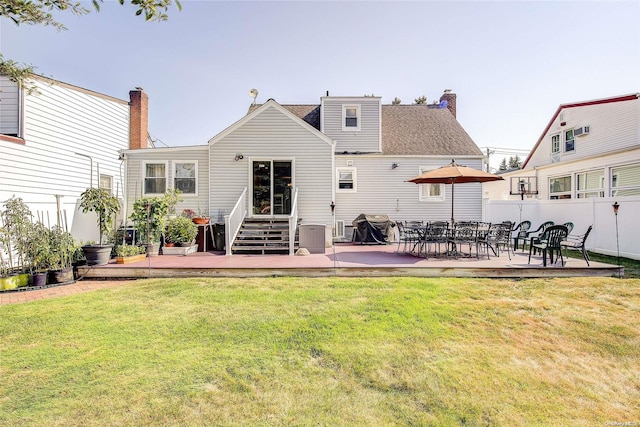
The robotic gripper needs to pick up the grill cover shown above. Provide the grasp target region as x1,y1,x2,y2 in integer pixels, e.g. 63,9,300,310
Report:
352,214,396,244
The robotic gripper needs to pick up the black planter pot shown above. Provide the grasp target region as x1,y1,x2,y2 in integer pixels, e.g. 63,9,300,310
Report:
82,244,113,266
31,272,48,287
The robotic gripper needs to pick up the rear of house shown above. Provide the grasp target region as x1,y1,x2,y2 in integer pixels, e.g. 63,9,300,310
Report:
122,89,485,253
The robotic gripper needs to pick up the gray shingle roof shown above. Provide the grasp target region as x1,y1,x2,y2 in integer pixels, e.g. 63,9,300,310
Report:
248,102,482,156
381,105,482,156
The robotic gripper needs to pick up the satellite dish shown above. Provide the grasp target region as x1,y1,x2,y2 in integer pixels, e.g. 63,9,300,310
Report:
249,88,259,105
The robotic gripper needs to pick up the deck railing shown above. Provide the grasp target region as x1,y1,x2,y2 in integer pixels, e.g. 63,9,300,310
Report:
224,188,247,256
288,188,299,255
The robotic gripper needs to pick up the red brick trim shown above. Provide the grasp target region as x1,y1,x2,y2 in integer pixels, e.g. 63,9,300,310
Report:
0,134,25,145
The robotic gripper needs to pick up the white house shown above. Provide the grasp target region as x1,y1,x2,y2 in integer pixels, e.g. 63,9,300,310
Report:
0,75,147,242
121,90,486,254
483,93,640,260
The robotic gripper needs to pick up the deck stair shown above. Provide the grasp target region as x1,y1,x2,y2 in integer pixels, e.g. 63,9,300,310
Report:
231,218,298,254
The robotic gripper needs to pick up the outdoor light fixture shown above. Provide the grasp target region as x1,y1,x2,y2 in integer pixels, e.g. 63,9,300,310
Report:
235,154,244,161
330,201,336,215
392,162,400,169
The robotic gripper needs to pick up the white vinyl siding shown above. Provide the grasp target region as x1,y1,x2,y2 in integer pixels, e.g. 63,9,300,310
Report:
527,96,639,168
334,157,484,224
321,97,381,153
0,77,129,239
210,104,334,225
124,147,209,220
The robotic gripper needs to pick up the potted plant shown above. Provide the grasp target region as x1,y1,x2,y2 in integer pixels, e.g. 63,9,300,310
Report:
163,216,198,255
115,244,147,264
129,196,169,257
23,221,51,287
79,188,121,265
0,197,32,290
46,226,76,284
164,188,183,218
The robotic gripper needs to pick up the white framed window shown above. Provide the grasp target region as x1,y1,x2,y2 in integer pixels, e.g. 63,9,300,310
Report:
174,161,197,195
419,167,445,201
549,175,571,199
0,77,23,138
99,174,113,195
564,129,575,152
576,169,604,198
143,161,167,195
336,167,357,192
551,134,560,154
342,105,361,131
611,163,640,196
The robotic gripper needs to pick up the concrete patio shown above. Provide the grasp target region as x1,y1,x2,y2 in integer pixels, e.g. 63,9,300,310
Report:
76,243,620,279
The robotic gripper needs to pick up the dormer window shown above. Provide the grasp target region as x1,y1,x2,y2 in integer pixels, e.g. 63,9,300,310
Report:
342,105,361,131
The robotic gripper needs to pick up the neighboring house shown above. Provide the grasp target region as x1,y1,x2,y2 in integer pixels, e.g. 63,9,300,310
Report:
121,90,485,254
483,93,640,260
0,75,148,242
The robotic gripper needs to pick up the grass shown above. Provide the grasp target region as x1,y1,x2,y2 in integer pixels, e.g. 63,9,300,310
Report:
565,250,640,278
1,276,639,426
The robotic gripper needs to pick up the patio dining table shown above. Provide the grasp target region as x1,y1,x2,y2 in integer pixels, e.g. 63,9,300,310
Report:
402,221,498,259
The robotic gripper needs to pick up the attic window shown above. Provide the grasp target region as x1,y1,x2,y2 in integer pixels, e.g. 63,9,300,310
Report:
342,105,361,131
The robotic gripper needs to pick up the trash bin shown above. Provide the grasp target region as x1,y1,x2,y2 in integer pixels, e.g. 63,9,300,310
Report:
299,224,326,254
213,223,225,251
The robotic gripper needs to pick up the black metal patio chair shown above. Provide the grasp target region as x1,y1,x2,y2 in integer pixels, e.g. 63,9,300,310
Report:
479,221,514,260
417,221,449,258
450,221,479,259
528,225,568,267
396,221,423,254
561,225,593,266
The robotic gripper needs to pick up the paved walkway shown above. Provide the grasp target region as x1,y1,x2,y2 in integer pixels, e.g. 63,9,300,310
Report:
0,280,133,305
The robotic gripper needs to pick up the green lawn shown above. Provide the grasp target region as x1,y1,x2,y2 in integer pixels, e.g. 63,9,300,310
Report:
1,277,638,426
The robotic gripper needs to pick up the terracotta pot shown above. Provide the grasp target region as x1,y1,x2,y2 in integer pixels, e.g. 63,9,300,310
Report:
192,217,210,225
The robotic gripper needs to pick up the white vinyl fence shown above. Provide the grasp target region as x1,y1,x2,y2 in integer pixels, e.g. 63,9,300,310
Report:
484,196,640,260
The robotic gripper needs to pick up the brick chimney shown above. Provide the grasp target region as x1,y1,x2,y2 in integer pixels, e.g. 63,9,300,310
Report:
439,89,457,118
129,87,148,150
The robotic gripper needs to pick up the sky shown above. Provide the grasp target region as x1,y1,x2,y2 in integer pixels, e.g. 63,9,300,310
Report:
2,1,639,169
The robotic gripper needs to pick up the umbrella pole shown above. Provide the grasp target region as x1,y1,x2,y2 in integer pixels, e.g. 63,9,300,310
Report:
450,180,455,225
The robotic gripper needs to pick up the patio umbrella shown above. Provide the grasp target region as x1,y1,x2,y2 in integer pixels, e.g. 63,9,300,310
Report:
407,159,504,224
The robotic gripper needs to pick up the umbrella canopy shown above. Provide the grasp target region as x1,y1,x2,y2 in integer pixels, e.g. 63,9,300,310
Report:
407,160,504,223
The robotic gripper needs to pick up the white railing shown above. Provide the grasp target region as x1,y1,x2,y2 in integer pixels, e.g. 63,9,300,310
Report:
288,188,299,255
224,188,247,256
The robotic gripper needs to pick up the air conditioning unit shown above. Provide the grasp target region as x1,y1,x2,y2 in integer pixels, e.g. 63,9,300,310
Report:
574,126,590,137
333,220,345,238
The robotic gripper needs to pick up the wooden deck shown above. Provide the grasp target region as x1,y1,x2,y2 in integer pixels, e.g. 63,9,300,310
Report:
77,243,621,279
